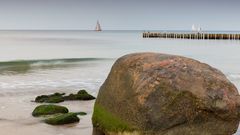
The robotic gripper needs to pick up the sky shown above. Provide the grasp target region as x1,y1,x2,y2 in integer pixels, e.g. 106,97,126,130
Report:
0,0,239,30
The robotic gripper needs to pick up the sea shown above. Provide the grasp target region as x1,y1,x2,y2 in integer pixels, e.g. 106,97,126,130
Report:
0,30,240,92
0,30,240,135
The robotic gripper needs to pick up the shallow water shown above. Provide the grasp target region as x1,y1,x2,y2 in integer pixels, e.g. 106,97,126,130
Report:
0,30,240,88
0,30,240,135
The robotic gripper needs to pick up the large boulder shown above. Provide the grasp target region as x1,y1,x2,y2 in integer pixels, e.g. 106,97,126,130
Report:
92,53,240,135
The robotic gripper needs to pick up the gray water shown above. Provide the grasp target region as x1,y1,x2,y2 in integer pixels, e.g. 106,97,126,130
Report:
0,30,240,92
0,30,240,134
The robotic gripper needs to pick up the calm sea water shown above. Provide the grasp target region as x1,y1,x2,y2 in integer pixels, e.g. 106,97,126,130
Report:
0,30,240,134
0,30,240,93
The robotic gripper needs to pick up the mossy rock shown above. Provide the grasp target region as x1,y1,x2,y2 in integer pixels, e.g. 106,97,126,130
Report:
45,96,64,103
44,113,80,125
74,112,87,116
35,95,49,103
64,90,95,101
32,105,68,117
35,93,65,103
77,90,88,94
92,104,134,132
35,91,95,103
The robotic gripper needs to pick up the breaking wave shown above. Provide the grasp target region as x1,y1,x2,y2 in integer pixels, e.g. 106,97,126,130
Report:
0,58,107,75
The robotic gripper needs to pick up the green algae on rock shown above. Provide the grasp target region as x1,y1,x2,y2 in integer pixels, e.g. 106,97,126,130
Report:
34,90,95,103
35,93,65,103
44,113,80,125
93,53,240,135
45,96,64,103
32,105,68,117
92,104,135,133
64,90,96,101
77,90,89,94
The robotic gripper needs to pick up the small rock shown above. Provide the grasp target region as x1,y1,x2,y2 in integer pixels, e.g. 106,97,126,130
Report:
44,113,80,125
32,105,68,117
64,90,95,101
35,93,65,103
74,112,87,116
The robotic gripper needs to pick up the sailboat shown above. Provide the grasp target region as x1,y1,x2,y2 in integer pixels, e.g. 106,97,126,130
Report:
95,20,102,31
192,24,202,32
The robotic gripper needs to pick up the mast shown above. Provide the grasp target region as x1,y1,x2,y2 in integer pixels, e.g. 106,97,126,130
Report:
95,20,102,31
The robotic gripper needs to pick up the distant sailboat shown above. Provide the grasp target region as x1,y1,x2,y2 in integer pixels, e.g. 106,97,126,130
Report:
192,24,202,32
192,24,197,32
95,20,102,31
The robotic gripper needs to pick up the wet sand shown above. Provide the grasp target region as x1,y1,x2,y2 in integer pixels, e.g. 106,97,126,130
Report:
0,90,94,135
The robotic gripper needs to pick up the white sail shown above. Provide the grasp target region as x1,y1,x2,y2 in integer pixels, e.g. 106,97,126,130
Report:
192,24,202,32
95,21,102,31
192,24,196,32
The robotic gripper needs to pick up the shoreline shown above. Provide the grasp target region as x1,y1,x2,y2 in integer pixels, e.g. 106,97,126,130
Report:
0,90,95,135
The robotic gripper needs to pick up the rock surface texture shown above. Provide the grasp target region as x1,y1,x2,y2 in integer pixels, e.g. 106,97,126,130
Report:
32,105,68,117
92,53,240,135
44,113,80,125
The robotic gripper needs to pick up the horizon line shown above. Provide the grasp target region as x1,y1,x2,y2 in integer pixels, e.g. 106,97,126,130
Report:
0,29,240,32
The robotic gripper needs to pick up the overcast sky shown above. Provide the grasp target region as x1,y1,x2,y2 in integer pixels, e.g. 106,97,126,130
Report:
0,0,239,30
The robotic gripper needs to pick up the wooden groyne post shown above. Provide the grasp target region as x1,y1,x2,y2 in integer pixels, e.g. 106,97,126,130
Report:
142,32,240,40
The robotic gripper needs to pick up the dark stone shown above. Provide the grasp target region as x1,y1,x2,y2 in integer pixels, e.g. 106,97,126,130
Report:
34,90,95,103
64,90,95,101
75,112,87,116
35,93,65,103
78,90,88,94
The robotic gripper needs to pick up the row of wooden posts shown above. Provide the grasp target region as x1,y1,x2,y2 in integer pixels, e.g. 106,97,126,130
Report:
143,32,240,40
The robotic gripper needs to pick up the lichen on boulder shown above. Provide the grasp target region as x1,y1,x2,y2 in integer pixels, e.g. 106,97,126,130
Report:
32,105,68,117
92,53,240,135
